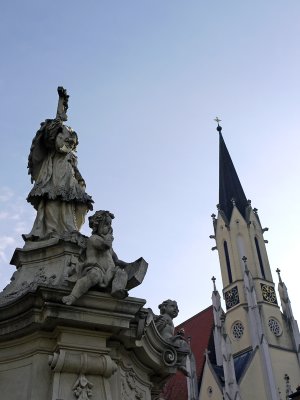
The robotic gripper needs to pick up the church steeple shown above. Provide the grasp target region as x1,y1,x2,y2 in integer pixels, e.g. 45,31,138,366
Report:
202,120,300,399
208,119,300,399
217,121,248,222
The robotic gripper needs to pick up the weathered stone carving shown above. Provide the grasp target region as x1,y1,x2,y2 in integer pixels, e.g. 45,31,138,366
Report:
0,266,57,304
0,87,186,400
23,87,93,242
62,210,147,305
121,369,144,400
73,374,93,400
154,299,191,376
162,347,178,367
49,349,117,400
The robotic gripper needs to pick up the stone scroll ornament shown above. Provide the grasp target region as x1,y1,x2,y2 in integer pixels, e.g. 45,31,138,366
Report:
62,210,148,305
23,87,94,242
154,300,191,376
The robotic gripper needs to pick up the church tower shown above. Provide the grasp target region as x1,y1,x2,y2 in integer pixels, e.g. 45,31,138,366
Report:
199,121,300,400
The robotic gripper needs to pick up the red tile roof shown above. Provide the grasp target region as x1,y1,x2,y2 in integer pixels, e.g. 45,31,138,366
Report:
161,305,214,400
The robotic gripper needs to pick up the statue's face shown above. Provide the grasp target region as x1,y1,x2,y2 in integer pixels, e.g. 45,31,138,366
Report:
164,301,179,318
55,127,77,153
97,215,113,236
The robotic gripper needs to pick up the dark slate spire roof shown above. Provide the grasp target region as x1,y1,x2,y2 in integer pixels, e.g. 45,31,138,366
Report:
212,349,253,385
218,125,248,221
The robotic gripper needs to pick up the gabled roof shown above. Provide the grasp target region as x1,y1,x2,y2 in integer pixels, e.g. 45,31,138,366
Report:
162,306,214,400
219,132,248,221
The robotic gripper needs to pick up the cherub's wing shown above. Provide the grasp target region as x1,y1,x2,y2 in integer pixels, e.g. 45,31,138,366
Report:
28,119,62,182
27,123,49,182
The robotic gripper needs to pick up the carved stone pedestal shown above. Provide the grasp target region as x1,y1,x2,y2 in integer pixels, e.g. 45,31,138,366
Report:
0,286,176,400
1,238,81,304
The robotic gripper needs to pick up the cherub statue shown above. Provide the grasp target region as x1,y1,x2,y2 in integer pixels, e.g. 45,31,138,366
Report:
154,300,191,376
23,87,93,241
62,210,147,305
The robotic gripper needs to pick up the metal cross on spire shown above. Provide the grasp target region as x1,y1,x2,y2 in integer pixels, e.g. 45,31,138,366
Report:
214,116,222,133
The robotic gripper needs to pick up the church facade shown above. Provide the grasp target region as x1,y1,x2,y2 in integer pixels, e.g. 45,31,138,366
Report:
165,124,300,400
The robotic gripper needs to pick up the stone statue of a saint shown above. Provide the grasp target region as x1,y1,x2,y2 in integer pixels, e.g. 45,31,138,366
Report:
154,299,191,376
62,210,147,305
23,87,93,241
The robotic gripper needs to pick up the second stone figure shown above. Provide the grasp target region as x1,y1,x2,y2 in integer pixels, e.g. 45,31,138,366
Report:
62,210,148,305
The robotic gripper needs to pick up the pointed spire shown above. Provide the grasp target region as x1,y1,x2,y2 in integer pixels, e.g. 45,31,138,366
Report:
276,269,300,363
211,275,223,366
216,119,248,221
212,276,217,291
276,268,283,284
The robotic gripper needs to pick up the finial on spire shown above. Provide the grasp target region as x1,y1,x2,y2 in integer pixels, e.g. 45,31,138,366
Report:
214,116,222,133
242,256,249,272
212,276,217,291
204,348,211,359
276,268,283,283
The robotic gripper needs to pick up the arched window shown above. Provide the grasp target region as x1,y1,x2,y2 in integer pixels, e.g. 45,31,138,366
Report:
255,237,266,279
224,241,233,283
236,234,246,269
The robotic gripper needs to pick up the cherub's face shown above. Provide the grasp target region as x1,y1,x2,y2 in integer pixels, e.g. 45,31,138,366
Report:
164,302,179,319
55,127,77,153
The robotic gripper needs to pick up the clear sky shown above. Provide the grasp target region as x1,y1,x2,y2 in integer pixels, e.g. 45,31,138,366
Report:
1,1,300,324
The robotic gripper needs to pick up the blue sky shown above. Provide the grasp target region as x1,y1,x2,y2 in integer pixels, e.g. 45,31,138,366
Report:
1,1,300,323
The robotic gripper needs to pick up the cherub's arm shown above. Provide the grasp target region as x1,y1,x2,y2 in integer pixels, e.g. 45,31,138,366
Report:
153,315,168,334
89,235,112,251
